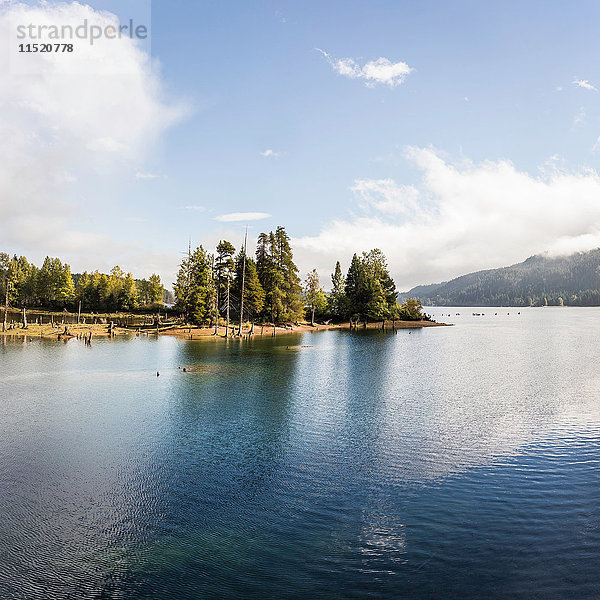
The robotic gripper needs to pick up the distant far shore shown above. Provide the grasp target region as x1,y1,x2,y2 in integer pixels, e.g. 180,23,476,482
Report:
0,319,447,340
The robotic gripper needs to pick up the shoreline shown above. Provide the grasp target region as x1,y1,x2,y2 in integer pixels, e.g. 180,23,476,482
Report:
0,319,448,340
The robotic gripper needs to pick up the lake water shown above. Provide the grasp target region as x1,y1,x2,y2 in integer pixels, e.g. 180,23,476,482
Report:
1,308,599,599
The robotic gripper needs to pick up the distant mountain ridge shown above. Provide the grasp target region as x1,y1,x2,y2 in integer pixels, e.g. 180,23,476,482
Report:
401,248,600,306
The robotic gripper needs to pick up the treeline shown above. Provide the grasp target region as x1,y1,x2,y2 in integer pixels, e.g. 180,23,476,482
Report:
403,248,600,307
174,226,425,326
0,253,168,312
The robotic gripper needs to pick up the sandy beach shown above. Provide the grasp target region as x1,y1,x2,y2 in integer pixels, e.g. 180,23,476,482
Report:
0,319,447,340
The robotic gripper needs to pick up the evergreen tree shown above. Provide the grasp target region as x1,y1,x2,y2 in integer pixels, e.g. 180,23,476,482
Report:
344,253,364,318
256,231,283,323
329,260,346,319
255,227,303,323
273,226,302,321
344,249,397,322
216,240,235,332
233,252,265,323
174,245,214,324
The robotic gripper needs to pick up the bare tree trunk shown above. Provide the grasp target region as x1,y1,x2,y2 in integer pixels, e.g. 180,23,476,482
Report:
238,227,247,336
22,307,27,329
3,280,8,332
311,305,315,327
214,287,219,336
77,300,81,324
226,279,230,337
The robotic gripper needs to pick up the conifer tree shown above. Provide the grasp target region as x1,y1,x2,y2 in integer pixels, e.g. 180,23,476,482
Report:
233,252,265,324
329,261,346,319
216,240,235,334
174,245,214,324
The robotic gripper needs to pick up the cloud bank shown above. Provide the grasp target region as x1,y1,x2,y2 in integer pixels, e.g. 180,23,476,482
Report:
0,1,185,277
294,148,600,290
317,49,413,87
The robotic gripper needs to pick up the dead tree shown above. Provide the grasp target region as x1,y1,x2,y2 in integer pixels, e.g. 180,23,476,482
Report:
3,279,8,332
238,227,248,337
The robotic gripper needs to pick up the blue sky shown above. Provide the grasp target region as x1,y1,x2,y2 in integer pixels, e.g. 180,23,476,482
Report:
3,0,600,289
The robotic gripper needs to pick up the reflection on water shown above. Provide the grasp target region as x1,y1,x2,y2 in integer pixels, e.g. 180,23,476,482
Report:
1,308,600,598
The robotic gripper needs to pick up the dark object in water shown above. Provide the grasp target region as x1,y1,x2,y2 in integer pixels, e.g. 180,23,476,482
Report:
157,371,160,377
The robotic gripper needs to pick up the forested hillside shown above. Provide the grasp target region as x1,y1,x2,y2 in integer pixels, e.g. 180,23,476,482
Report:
402,248,600,306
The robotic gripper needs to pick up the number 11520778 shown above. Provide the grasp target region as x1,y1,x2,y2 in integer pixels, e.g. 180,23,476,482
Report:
18,43,74,52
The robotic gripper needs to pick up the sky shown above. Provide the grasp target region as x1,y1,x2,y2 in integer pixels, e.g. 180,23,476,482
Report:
3,0,600,291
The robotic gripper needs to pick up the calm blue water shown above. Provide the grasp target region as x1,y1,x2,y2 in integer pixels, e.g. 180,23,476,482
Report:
1,308,599,599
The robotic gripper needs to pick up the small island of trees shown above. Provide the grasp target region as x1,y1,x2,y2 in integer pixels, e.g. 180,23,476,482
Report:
172,226,427,332
1,226,428,333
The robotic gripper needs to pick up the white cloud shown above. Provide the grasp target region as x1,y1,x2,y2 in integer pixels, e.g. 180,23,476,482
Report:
0,1,185,281
294,147,600,290
260,149,280,158
184,205,206,212
316,49,413,87
86,137,127,153
573,79,597,91
215,212,271,222
135,172,161,179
